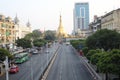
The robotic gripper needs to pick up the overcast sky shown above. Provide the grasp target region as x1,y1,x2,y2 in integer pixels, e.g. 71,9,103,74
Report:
0,0,120,34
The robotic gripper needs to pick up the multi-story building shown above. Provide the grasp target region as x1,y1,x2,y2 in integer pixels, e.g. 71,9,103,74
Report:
0,14,16,47
14,15,32,39
0,14,32,49
101,8,120,32
73,2,89,37
89,15,101,35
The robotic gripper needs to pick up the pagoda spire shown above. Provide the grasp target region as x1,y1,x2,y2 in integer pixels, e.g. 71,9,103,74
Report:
57,14,67,38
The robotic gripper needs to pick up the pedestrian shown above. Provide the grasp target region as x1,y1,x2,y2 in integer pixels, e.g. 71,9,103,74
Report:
79,50,83,56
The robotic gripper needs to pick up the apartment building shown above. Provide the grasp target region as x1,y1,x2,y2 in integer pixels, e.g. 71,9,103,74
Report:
0,14,16,46
101,8,120,32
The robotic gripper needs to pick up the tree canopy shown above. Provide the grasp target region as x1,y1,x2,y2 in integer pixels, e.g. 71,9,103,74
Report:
44,30,56,41
0,48,13,61
24,29,43,40
86,29,120,51
33,39,47,47
15,38,32,48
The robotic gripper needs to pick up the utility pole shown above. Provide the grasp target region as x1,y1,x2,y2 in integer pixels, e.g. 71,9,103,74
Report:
4,56,9,80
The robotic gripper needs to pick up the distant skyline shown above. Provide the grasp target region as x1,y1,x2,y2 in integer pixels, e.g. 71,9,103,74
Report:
0,0,120,34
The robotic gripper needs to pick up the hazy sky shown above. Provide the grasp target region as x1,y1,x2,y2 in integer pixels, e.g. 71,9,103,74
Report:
0,0,120,34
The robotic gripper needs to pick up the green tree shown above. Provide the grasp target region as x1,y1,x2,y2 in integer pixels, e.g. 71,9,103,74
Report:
97,52,110,80
16,38,32,48
34,42,44,47
82,47,89,56
109,49,120,78
0,48,13,61
70,40,80,50
70,39,85,51
86,29,120,51
97,49,120,80
32,30,43,39
90,51,103,65
86,50,98,60
44,30,56,41
24,33,33,40
24,29,43,40
33,39,47,47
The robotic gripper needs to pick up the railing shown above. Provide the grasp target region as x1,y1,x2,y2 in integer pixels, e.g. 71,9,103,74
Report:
81,57,102,80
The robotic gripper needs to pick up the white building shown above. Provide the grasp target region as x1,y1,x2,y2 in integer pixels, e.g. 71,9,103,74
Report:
14,15,32,39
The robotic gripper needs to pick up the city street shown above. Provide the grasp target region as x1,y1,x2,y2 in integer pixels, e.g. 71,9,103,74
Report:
46,44,94,80
0,43,59,80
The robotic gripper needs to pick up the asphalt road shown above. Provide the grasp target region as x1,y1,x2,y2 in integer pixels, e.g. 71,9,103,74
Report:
46,44,94,80
0,43,59,80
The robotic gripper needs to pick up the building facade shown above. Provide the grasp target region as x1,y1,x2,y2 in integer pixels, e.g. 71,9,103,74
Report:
101,8,120,32
89,15,101,35
0,14,32,48
14,15,32,39
0,14,16,46
73,2,89,36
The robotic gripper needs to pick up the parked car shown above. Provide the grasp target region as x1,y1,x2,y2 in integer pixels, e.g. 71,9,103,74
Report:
32,49,39,54
9,64,19,73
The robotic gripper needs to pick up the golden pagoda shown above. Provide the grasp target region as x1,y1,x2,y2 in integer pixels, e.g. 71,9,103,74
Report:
56,15,67,39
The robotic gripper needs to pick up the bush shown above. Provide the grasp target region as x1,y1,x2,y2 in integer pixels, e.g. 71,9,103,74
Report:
86,50,98,60
82,47,89,56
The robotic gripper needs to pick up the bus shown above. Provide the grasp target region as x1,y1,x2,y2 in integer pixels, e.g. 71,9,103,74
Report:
14,52,29,64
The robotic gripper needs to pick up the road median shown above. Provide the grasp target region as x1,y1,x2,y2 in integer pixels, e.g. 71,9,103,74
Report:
39,46,60,80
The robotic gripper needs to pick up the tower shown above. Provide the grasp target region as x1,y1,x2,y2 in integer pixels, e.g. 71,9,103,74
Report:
73,2,89,35
26,20,32,33
26,20,31,27
56,15,67,39
14,14,19,25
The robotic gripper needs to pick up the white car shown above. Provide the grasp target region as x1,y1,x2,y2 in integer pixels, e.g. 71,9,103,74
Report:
45,50,49,53
32,50,39,54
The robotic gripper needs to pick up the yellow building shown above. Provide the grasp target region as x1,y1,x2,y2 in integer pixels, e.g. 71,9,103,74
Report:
0,14,16,46
56,15,67,39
